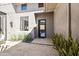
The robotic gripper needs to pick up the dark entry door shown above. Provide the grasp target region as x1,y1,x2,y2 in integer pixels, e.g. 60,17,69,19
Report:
38,19,46,38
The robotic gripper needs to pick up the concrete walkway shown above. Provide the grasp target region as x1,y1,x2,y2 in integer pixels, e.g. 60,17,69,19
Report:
32,38,53,45
0,39,58,56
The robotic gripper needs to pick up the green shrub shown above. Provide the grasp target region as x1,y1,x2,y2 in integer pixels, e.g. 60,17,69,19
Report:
10,35,17,41
52,33,65,49
10,34,33,43
52,33,79,56
18,34,24,40
22,34,33,43
0,41,5,45
10,34,25,41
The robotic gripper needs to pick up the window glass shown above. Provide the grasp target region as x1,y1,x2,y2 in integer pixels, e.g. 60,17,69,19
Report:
38,3,44,8
20,16,29,31
21,4,27,10
0,17,1,31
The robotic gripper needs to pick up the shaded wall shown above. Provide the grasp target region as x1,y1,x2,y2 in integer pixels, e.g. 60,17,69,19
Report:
54,3,79,41
35,12,54,38
54,3,69,38
71,4,79,41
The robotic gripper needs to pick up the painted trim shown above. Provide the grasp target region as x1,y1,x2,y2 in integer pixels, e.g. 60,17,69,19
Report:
5,15,7,41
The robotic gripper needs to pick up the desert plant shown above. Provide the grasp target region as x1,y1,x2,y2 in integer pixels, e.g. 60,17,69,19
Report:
52,33,79,56
10,34,33,42
18,34,24,40
22,34,33,43
52,33,65,49
0,41,5,45
10,34,25,41
10,35,18,41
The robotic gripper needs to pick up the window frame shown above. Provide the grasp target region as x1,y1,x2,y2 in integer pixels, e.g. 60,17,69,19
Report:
20,16,29,31
38,3,44,8
21,4,27,11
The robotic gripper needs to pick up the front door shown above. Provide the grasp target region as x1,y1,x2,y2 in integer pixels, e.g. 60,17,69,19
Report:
38,19,46,38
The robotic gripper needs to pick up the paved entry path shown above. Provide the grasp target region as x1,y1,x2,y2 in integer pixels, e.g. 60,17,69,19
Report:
32,38,53,45
0,38,58,56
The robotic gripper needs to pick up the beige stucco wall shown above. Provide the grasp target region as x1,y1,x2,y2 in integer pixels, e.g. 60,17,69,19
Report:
54,3,69,38
71,4,79,40
35,12,54,38
46,3,57,12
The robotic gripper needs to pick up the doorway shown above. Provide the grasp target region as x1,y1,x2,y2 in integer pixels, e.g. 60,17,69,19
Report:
38,19,46,38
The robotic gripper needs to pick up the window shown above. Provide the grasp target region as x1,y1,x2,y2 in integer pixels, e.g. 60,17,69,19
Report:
38,3,44,8
21,4,27,11
0,16,3,33
0,17,2,32
20,16,29,31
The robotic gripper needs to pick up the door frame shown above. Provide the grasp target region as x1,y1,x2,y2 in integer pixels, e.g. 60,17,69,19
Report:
38,19,46,38
0,12,7,41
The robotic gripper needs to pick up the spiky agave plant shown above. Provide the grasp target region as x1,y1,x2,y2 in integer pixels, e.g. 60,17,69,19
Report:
52,33,79,56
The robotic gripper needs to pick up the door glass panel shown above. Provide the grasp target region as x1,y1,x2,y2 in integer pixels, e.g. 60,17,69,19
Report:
38,19,46,38
40,20,45,23
40,31,45,37
40,20,45,25
40,25,45,30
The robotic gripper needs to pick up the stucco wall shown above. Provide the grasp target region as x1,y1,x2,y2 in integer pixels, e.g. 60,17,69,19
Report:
71,4,79,40
0,3,56,40
54,3,69,38
46,3,57,12
14,3,57,13
0,4,15,13
0,4,36,40
35,12,54,38
0,4,16,40
7,12,36,40
15,3,45,13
